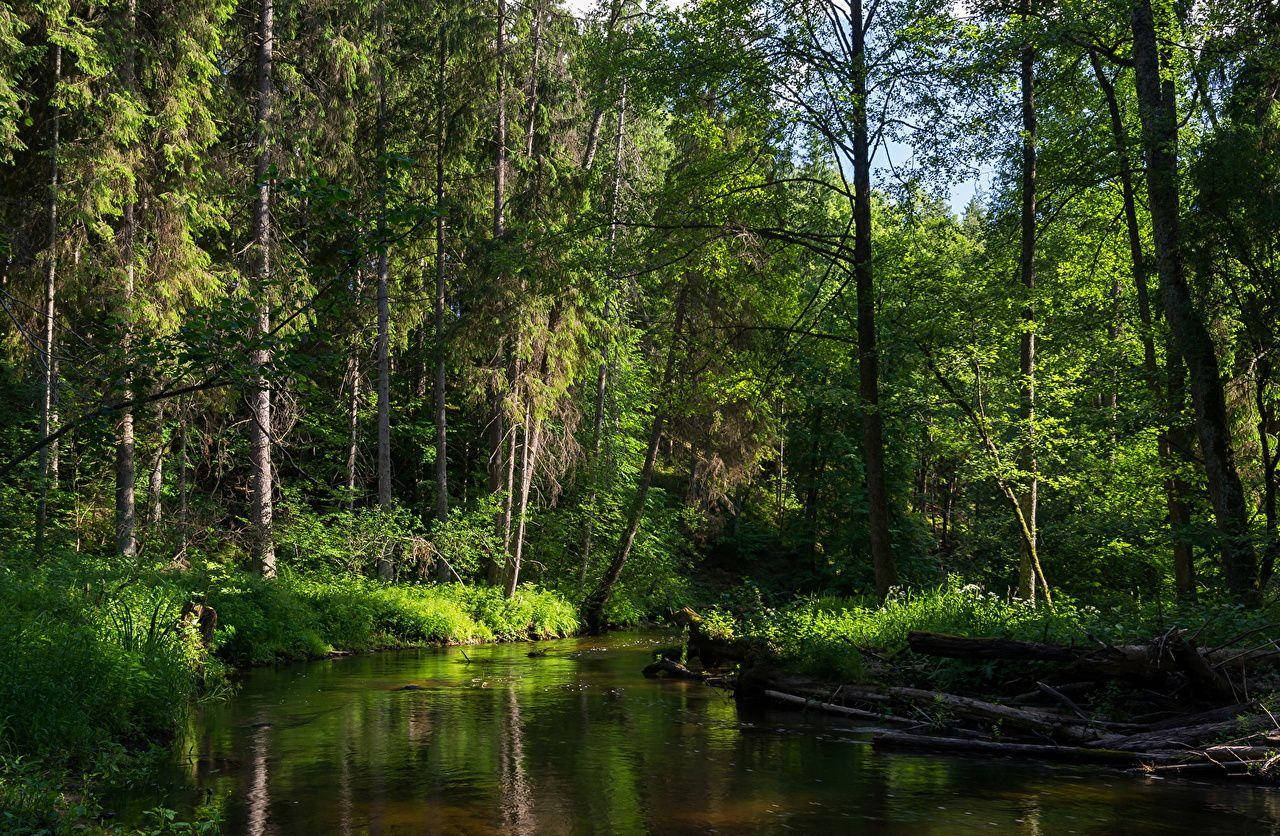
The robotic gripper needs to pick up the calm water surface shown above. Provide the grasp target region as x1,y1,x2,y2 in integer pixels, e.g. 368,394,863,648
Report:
119,632,1280,834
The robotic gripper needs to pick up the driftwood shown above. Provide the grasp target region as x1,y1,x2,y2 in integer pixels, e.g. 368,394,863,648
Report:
642,657,708,681
740,673,1105,742
908,630,1280,683
870,731,1184,765
649,623,1280,779
1089,718,1257,751
762,690,918,725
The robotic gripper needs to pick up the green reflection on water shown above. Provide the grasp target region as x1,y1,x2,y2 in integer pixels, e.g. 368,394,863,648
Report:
116,632,1280,834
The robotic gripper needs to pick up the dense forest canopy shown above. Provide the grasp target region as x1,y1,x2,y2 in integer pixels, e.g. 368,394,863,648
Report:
1,0,1278,619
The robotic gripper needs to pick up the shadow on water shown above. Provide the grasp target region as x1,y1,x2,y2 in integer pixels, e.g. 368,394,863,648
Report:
113,632,1280,834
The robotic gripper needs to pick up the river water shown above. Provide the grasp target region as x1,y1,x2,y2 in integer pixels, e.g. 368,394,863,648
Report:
117,631,1280,833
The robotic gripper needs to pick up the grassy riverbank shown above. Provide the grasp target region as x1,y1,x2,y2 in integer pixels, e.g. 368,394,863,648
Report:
699,577,1280,687
0,555,579,833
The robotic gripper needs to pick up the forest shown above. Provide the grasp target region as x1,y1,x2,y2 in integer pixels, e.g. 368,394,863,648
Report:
1,0,1279,829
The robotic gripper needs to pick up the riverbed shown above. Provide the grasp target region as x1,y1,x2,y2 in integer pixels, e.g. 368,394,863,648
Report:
115,632,1280,833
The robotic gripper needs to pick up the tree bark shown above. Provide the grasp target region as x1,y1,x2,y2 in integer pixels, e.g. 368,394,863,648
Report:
376,3,392,516
580,0,625,172
1257,357,1279,588
345,325,362,511
432,21,451,581
1090,50,1196,600
177,405,189,564
1015,0,1044,603
583,282,689,633
148,427,163,525
581,83,627,580
507,401,543,596
486,393,507,585
35,43,61,555
249,0,276,577
115,0,138,559
486,0,511,586
850,0,895,600
1131,0,1257,598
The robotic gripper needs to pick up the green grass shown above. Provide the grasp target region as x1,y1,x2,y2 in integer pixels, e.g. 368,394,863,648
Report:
710,576,1280,685
0,556,580,833
208,571,580,665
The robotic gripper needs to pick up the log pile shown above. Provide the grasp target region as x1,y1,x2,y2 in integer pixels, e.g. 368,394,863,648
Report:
651,620,1280,779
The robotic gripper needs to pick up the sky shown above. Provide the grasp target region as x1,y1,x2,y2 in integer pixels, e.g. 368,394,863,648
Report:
563,0,992,214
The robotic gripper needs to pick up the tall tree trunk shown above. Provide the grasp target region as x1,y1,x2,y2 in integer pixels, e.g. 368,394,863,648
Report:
581,0,625,172
486,394,507,585
345,334,362,511
1131,0,1257,598
177,405,189,565
580,82,627,579
374,4,394,581
487,0,511,586
148,425,164,525
1256,357,1279,588
583,283,688,633
1090,50,1196,599
523,1,541,160
115,0,138,559
507,400,543,596
1016,0,1041,602
250,0,276,577
850,0,895,600
35,44,60,555
376,5,392,511
432,21,451,582
502,409,518,554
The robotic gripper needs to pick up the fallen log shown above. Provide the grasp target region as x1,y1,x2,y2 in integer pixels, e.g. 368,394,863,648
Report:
871,731,1183,765
907,632,1083,662
1141,703,1255,731
741,672,1103,742
642,657,707,682
1170,635,1236,701
908,630,1280,681
1089,717,1258,751
762,690,918,725
881,685,1102,742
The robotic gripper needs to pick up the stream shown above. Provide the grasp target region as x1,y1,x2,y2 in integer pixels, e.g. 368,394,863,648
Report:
115,631,1280,833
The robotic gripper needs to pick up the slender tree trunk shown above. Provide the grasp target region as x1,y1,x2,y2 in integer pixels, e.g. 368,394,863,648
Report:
523,1,541,160
148,427,164,525
1090,50,1196,599
581,0,625,171
803,405,824,556
1131,0,1257,598
502,410,518,554
115,0,138,559
507,401,543,596
345,336,362,511
1256,358,1279,588
850,0,895,600
177,406,189,564
374,5,394,580
432,22,451,583
583,283,688,633
1165,346,1197,596
580,83,627,579
1016,0,1041,602
35,44,61,555
487,0,511,586
486,394,507,585
250,0,276,577
776,418,785,517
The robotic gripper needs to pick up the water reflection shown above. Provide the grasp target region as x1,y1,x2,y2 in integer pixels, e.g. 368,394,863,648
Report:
118,633,1280,834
